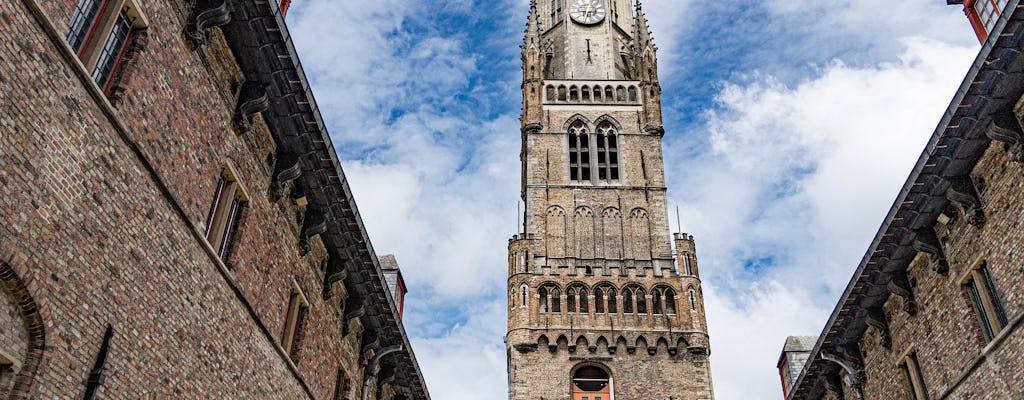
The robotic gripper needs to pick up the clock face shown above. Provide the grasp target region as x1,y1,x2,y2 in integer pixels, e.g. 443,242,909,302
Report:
569,0,606,25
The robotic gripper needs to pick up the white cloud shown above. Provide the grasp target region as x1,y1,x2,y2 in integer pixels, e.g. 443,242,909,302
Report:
286,0,981,399
673,38,976,399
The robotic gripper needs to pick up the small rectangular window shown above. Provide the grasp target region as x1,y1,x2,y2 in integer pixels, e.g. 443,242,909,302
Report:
282,285,309,360
333,366,350,400
900,350,929,400
90,8,133,93
964,261,1008,341
66,0,108,54
204,166,248,261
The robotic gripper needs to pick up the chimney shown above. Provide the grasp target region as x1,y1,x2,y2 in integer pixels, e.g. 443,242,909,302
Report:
778,336,817,398
280,0,292,17
378,255,408,318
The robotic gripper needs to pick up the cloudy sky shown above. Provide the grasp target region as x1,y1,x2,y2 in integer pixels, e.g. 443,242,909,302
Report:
286,1,980,398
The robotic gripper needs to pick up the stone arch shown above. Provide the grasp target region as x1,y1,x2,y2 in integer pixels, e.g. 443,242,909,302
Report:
546,85,556,101
616,85,627,101
628,86,638,102
593,115,624,132
601,207,623,260
581,86,591,102
652,285,676,315
593,282,617,314
545,206,567,259
538,281,562,313
574,206,596,259
561,114,594,133
556,334,570,350
657,337,670,351
569,85,580,102
635,335,648,349
615,336,628,352
676,336,690,349
566,282,590,314
604,86,614,101
575,335,589,350
0,260,45,399
571,362,612,397
628,208,652,260
592,85,603,101
558,85,568,101
595,336,609,353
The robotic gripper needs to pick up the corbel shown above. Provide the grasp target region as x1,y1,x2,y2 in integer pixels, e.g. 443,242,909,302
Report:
186,0,231,47
887,270,918,316
911,228,948,275
513,343,538,353
667,346,678,356
821,345,865,400
522,123,543,134
322,257,350,298
985,111,1024,162
271,152,302,199
234,81,270,133
361,328,381,355
301,210,328,241
647,346,657,355
626,345,636,354
644,125,665,136
567,344,577,353
864,306,891,349
945,175,985,227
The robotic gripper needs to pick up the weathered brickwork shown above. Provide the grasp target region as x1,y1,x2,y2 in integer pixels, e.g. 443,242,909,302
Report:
787,4,1024,399
508,2,714,399
0,0,428,399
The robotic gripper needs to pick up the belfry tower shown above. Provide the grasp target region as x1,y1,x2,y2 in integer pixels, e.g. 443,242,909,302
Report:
506,1,715,399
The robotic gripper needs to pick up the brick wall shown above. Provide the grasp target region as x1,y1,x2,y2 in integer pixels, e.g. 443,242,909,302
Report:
0,0,418,398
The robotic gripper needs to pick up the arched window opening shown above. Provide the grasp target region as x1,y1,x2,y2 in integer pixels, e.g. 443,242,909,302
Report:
653,291,663,315
579,287,589,313
623,288,634,314
551,288,562,313
547,85,556,102
572,365,611,399
664,288,677,315
570,86,579,102
628,86,638,102
593,86,603,102
521,286,528,307
558,86,568,101
595,287,605,314
604,86,614,101
628,286,647,314
540,287,549,313
567,287,578,313
616,86,626,102
582,86,591,102
568,121,591,181
689,290,696,311
682,253,693,275
595,121,619,182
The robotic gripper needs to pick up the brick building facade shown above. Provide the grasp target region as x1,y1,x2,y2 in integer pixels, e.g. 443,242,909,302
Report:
0,0,429,399
505,1,715,399
786,2,1024,399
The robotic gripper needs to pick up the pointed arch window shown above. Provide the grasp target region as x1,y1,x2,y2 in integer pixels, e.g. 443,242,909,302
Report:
652,286,676,315
568,120,591,181
596,121,619,181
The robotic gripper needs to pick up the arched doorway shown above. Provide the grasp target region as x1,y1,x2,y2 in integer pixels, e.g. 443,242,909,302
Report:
572,365,611,400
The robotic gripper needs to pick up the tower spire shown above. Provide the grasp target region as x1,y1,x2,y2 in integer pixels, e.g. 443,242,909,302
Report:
633,0,655,54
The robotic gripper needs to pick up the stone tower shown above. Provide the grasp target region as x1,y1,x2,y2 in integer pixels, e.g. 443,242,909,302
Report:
507,1,715,399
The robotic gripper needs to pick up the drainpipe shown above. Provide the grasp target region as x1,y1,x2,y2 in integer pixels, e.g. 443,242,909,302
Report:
361,344,403,400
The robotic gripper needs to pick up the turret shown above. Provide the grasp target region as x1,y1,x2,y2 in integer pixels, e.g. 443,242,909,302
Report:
521,0,545,131
632,1,663,134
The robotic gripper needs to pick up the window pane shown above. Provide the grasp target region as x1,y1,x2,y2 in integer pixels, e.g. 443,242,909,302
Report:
91,11,132,91
67,0,105,53
982,265,1009,327
968,280,995,340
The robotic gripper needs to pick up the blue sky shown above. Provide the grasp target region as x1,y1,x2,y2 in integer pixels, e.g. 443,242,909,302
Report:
286,1,980,398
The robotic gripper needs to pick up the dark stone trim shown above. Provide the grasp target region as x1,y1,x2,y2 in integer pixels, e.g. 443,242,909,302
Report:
0,259,46,400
